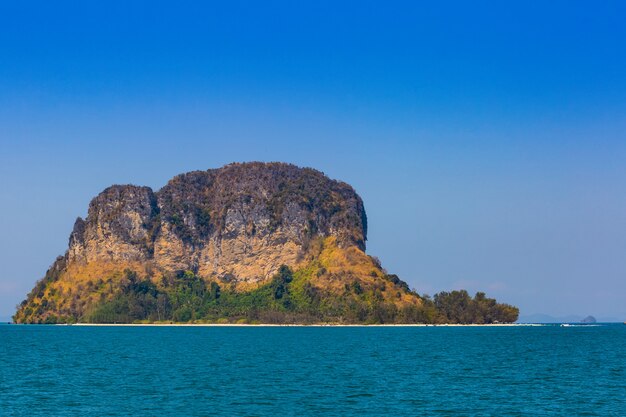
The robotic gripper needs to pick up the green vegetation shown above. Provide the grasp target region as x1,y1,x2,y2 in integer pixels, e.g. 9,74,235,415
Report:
433,290,519,324
78,267,518,324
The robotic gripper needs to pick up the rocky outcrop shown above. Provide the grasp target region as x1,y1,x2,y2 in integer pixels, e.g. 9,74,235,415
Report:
68,185,159,264
67,162,367,284
16,162,396,323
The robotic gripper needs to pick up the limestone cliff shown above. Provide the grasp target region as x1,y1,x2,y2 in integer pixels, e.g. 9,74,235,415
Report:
15,162,425,323
68,162,366,282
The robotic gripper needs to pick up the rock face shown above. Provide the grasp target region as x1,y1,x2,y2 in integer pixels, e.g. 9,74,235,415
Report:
69,162,366,283
68,185,159,264
151,163,366,282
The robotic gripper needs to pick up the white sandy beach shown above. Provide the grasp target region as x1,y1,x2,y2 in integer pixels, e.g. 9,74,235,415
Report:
68,322,544,327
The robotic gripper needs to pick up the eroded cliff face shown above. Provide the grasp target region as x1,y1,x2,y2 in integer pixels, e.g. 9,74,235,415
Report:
16,162,410,323
68,185,159,264
68,163,367,284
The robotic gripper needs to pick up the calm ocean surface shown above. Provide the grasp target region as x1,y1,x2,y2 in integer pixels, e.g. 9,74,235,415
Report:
1,324,624,416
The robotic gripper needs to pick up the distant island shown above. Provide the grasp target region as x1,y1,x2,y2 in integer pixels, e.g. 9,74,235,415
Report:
581,315,597,324
14,162,518,325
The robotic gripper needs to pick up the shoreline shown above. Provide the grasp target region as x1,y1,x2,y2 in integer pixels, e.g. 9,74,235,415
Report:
64,322,545,327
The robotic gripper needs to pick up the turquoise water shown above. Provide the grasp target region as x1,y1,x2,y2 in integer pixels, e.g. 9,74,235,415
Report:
1,324,624,416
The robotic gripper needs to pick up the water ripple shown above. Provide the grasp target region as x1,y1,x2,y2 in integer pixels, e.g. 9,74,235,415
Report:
1,324,625,416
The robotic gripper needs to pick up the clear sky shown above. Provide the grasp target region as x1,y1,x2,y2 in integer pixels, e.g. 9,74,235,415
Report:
1,1,625,320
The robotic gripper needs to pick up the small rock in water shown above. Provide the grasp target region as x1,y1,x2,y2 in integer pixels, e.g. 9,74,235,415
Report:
581,315,597,324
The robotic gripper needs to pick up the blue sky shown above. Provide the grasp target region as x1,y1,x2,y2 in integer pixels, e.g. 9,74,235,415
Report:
1,1,625,320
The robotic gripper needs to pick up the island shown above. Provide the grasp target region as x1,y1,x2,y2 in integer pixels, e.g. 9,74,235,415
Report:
14,162,518,324
581,316,597,324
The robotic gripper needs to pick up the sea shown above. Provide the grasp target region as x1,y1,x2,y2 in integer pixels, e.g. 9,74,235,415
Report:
1,324,624,416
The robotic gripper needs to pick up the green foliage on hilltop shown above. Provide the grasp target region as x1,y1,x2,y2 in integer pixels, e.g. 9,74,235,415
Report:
79,268,518,324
